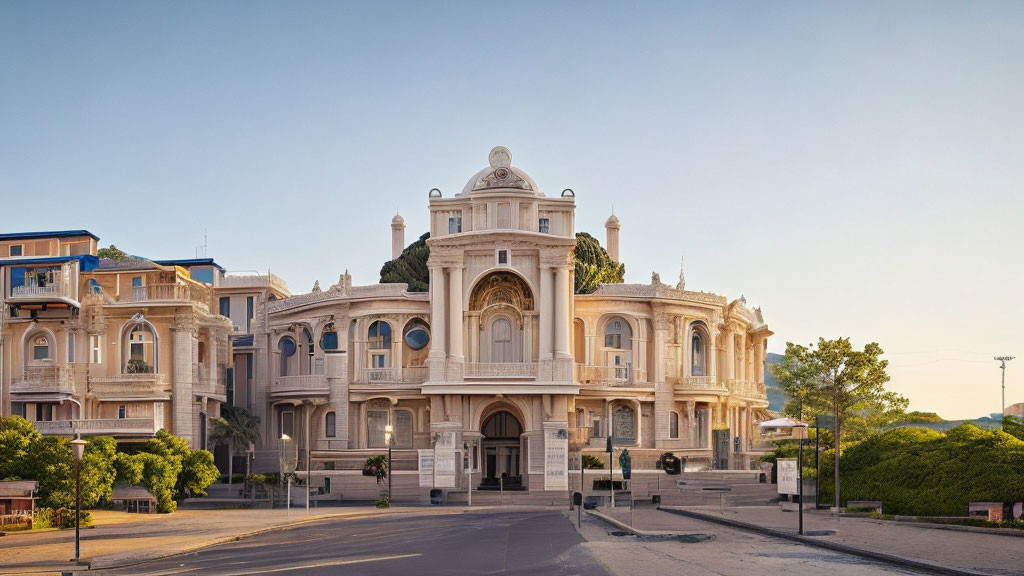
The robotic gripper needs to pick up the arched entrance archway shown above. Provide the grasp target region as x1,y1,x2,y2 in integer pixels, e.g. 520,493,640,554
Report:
479,410,523,490
468,271,534,364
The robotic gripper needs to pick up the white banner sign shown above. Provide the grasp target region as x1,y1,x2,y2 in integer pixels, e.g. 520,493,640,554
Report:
434,449,457,488
544,425,568,491
418,449,434,488
777,458,799,495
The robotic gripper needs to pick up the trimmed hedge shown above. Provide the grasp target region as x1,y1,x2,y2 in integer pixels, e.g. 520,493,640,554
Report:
817,424,1024,516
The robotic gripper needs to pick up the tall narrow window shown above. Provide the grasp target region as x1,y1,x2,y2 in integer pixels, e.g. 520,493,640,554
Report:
538,217,550,233
448,213,462,234
90,334,102,364
67,332,76,363
32,335,50,361
368,321,391,349
278,336,296,376
670,412,679,439
395,410,413,448
367,410,388,448
325,411,336,438
691,332,705,376
219,297,231,318
604,318,631,350
125,323,157,374
281,410,294,439
246,296,254,333
496,249,508,265
118,405,127,419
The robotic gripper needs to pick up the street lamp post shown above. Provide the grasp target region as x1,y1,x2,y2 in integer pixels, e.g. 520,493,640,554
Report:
385,424,393,504
793,425,809,535
70,436,87,563
995,356,1015,430
280,434,291,510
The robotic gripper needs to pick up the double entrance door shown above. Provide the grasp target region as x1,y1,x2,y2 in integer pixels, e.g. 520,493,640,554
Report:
482,441,521,489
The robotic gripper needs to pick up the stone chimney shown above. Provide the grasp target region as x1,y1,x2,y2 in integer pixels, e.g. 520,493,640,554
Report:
605,214,620,262
391,213,406,260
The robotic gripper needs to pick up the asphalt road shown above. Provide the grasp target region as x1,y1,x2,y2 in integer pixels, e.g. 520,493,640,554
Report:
95,509,608,576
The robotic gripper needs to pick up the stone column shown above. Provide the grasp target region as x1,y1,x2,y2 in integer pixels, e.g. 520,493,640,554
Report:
172,315,196,448
428,265,447,380
725,329,735,381
653,313,672,446
539,266,553,361
448,265,464,363
554,266,570,359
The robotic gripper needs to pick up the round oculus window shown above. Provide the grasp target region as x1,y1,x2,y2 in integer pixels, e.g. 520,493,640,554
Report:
404,328,430,350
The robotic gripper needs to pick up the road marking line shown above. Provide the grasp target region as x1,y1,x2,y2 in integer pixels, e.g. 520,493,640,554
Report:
212,553,422,575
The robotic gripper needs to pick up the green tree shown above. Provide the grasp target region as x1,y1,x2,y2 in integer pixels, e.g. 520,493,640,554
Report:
1004,415,1024,442
116,451,181,512
27,435,117,509
768,342,817,421
96,244,128,260
901,411,946,423
380,232,430,291
210,406,260,492
782,338,903,510
141,429,219,503
573,232,625,294
0,416,40,480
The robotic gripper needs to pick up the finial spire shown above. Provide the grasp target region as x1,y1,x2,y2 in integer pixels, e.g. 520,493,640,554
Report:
676,256,686,290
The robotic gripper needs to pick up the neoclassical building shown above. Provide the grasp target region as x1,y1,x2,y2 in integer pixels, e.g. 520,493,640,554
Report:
249,147,772,495
0,147,771,497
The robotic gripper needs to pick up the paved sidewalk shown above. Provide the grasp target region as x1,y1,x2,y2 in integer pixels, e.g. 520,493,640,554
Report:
0,505,474,575
604,505,1022,576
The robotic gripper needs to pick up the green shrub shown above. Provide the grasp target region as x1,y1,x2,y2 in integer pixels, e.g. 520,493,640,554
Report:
582,454,605,470
818,424,1024,516
375,496,390,509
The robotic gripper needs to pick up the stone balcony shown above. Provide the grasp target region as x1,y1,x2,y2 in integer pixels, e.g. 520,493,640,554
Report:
11,365,75,399
270,374,329,398
89,373,171,399
575,364,649,387
359,367,428,384
464,362,538,379
728,379,767,400
107,283,211,310
33,417,160,437
671,376,729,394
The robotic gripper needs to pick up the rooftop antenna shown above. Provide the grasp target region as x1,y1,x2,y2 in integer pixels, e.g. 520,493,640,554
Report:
995,356,1015,429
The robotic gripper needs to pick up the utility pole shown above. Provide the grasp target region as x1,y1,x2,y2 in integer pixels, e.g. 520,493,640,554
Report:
995,356,1015,430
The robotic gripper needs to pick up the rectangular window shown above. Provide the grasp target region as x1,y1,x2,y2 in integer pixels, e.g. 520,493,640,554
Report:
219,297,230,318
281,411,294,439
670,412,679,439
68,333,75,363
12,402,26,418
497,249,508,266
538,218,550,234
246,296,254,333
371,354,385,368
324,477,331,494
90,335,102,364
118,405,127,419
395,410,413,449
448,213,462,234
367,410,388,448
326,412,336,438
190,268,215,285
9,244,22,257
592,417,602,439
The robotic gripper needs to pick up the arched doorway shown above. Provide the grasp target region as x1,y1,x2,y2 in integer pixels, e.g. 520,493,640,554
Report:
468,271,534,364
479,410,523,490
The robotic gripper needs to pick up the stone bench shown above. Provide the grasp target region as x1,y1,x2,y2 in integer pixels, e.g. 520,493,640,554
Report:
847,500,883,514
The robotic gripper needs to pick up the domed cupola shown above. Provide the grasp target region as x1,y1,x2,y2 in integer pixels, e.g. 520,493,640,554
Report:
458,146,541,197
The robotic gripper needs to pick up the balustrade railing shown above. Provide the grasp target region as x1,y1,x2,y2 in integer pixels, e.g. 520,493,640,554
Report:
463,362,537,378
673,376,728,393
11,365,74,394
728,379,766,399
270,374,329,395
33,417,158,436
89,373,169,395
575,364,646,386
127,283,210,308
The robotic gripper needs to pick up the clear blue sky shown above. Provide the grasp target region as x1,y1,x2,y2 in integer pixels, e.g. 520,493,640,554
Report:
2,2,1022,419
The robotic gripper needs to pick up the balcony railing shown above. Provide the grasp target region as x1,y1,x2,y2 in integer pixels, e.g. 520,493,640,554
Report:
575,364,649,387
360,367,428,384
270,374,329,396
464,362,537,379
9,268,75,302
11,365,74,395
126,284,210,308
33,418,159,437
89,373,170,396
728,379,767,399
673,376,729,393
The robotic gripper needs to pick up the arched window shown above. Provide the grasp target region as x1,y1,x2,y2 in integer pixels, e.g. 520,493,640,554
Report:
319,322,339,351
604,318,632,350
394,410,413,449
278,336,296,376
30,334,52,362
491,317,513,362
302,327,314,374
691,326,707,377
611,404,637,444
325,411,336,438
368,321,391,350
123,322,158,374
670,412,679,439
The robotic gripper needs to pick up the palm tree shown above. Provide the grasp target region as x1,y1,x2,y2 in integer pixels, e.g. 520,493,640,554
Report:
210,406,260,494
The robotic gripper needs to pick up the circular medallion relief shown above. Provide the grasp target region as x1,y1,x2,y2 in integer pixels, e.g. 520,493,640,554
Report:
488,146,512,168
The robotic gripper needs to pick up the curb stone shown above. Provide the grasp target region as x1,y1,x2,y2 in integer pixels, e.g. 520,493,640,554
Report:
585,509,714,541
662,507,999,576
